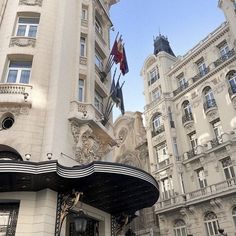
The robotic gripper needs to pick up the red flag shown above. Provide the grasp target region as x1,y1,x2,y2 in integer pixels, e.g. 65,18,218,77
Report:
120,46,129,75
111,37,123,64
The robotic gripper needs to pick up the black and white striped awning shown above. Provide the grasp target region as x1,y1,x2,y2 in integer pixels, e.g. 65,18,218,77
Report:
0,160,159,215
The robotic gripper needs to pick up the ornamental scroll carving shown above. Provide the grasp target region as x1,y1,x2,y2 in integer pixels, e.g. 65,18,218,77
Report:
71,122,110,164
10,38,36,48
19,0,43,6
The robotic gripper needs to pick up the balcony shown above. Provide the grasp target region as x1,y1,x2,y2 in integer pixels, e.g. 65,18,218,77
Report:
186,149,197,159
173,82,189,96
182,113,194,126
213,49,235,67
151,125,165,137
155,177,236,213
192,67,210,83
0,83,32,107
158,158,170,169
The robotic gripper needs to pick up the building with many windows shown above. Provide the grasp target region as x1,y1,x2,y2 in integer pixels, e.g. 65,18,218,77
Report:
141,0,236,235
0,0,159,235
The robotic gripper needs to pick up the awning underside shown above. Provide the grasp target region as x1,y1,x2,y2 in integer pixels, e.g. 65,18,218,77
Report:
0,160,159,215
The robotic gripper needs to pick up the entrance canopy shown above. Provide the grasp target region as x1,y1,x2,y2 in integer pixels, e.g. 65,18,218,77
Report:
0,160,159,215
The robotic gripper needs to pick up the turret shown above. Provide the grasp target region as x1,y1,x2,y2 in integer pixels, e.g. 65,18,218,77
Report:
154,34,175,57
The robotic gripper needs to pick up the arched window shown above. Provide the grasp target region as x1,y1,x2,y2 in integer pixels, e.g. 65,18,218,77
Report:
152,113,162,131
182,101,193,123
203,86,216,110
227,70,236,94
204,212,219,236
232,207,236,228
173,219,187,236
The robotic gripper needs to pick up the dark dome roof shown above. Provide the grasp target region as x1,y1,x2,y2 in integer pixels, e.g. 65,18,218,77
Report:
154,34,175,57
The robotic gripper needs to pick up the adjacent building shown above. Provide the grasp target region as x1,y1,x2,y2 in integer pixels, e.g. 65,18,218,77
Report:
141,0,236,235
0,0,159,235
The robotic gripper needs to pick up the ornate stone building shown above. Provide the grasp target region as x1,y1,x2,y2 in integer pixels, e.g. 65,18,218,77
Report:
141,0,236,235
0,0,159,235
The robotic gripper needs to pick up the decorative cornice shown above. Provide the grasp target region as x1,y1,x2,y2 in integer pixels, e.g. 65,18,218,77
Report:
19,0,43,6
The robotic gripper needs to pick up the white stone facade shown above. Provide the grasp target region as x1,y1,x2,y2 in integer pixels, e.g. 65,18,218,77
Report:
141,1,236,235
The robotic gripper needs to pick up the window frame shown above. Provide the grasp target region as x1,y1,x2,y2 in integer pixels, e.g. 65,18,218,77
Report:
80,36,86,57
95,17,103,36
196,167,207,188
188,131,198,153
6,60,32,84
173,220,187,236
95,51,104,72
78,79,85,102
156,143,168,163
15,16,40,38
94,90,103,113
221,157,235,181
204,212,219,236
211,119,223,143
160,176,173,199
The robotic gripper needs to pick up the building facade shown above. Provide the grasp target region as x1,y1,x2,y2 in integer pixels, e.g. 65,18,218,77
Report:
0,0,159,235
141,0,236,235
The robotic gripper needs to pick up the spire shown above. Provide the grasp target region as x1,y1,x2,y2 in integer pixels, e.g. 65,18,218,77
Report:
153,34,175,57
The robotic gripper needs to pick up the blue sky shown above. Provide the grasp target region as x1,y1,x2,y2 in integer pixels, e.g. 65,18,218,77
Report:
110,0,225,120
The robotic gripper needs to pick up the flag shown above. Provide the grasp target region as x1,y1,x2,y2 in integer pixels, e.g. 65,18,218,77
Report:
111,37,123,64
120,46,129,75
116,82,125,115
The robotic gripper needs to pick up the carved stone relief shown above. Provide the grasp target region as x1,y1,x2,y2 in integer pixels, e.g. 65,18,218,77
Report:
19,0,43,6
71,122,110,164
206,109,219,122
0,105,29,116
9,38,36,48
185,123,195,134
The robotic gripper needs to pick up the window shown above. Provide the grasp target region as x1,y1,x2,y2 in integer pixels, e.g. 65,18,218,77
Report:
16,17,40,38
156,143,168,162
227,70,236,94
81,6,88,21
148,68,159,86
203,86,216,109
6,60,32,84
211,119,223,143
80,36,86,57
94,90,103,113
95,51,103,71
182,101,192,116
197,60,207,76
219,43,229,58
95,17,103,35
188,131,198,153
196,168,207,188
160,176,173,199
0,203,19,236
178,74,187,89
232,207,236,229
173,220,187,236
151,87,161,101
78,79,85,102
221,157,235,184
204,212,219,236
152,114,162,131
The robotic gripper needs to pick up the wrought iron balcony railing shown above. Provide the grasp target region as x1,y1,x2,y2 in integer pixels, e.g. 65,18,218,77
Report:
151,125,165,137
186,149,197,159
173,82,189,96
210,137,223,148
182,113,194,124
203,99,217,111
213,49,235,67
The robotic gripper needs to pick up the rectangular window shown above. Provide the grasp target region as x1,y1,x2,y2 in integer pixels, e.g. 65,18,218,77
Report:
197,60,207,76
94,90,103,113
221,157,235,186
148,68,159,86
156,143,168,162
178,75,187,89
95,51,103,71
80,36,86,57
6,60,32,84
81,7,88,21
212,119,223,143
160,176,173,199
16,17,40,38
95,17,103,35
188,131,198,153
219,43,229,58
78,79,85,102
152,87,161,101
196,168,207,188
